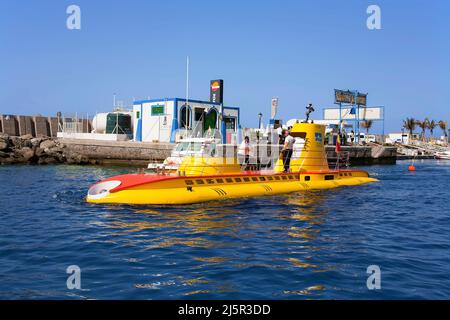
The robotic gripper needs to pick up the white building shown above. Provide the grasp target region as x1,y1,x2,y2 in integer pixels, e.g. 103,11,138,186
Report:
133,98,240,144
385,132,420,144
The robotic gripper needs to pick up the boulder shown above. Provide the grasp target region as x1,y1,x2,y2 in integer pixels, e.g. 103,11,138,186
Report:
0,140,8,151
38,157,57,165
9,136,21,147
30,138,43,147
35,147,45,157
40,139,56,150
20,134,33,140
0,157,14,165
18,147,35,161
9,136,32,149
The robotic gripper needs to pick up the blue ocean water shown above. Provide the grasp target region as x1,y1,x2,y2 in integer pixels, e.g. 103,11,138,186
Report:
0,160,449,299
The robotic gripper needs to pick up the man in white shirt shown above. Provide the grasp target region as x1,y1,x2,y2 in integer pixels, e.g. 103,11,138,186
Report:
239,136,251,168
282,130,295,172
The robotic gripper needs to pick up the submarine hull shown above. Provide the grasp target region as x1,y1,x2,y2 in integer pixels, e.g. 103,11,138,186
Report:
87,171,377,205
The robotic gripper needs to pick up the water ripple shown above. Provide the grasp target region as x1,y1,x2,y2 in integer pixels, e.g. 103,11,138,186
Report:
0,161,449,299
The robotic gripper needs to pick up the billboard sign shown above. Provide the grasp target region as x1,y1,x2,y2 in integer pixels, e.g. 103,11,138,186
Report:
210,79,224,104
334,89,367,106
323,107,382,120
271,97,278,119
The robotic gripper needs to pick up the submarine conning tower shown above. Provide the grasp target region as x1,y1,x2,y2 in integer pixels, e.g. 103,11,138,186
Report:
275,122,329,173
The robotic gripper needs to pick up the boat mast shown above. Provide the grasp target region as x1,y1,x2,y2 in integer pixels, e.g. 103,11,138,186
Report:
186,56,190,138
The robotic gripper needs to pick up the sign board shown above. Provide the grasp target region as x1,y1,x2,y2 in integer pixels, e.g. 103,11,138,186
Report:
323,107,382,120
271,97,278,119
334,89,367,106
210,79,224,104
151,104,165,115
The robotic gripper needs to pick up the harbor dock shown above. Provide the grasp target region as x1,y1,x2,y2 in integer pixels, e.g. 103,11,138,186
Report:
1,132,397,166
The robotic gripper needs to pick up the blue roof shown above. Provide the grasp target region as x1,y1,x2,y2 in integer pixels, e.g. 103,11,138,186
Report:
133,98,239,110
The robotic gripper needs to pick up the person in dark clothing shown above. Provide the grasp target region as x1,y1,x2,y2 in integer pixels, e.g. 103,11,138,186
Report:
243,136,251,166
279,129,286,145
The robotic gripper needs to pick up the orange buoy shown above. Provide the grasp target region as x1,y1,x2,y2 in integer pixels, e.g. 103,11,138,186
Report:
408,165,416,171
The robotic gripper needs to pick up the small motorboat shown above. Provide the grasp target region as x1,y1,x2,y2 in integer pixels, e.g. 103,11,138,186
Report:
147,137,219,173
435,151,450,160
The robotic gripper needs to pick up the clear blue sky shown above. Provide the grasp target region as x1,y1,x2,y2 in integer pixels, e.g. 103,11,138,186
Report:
1,0,449,134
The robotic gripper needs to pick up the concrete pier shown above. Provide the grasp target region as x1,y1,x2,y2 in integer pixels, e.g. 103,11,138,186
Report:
326,145,397,165
60,140,397,166
60,139,172,166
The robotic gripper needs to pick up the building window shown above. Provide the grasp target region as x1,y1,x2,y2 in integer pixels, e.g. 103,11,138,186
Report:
224,117,236,131
180,105,191,129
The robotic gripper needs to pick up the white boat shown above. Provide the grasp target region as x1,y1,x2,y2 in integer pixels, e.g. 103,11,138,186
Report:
147,137,220,172
435,150,450,160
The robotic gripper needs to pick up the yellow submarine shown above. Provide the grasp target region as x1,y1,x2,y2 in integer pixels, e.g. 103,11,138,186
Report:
87,122,377,205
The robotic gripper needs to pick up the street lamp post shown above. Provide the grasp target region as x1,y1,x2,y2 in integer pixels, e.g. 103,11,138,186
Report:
258,112,263,129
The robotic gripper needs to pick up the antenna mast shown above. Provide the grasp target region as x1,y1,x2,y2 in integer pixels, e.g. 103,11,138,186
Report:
186,56,190,137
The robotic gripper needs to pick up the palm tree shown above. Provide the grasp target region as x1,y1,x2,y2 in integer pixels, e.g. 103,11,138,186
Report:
403,118,416,139
428,119,437,140
438,120,448,145
360,120,373,134
415,119,428,141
